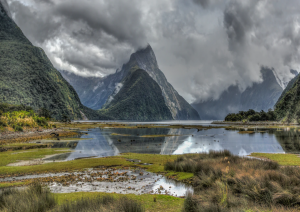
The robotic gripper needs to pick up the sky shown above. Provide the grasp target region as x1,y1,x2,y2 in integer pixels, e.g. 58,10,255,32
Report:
5,0,300,103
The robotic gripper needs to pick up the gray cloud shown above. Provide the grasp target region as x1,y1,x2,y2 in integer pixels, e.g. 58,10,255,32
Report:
5,0,300,102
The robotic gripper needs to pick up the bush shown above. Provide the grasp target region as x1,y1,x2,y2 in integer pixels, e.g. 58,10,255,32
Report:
57,195,144,212
38,108,52,119
0,105,49,129
225,109,277,122
183,192,198,212
0,182,56,212
12,124,23,132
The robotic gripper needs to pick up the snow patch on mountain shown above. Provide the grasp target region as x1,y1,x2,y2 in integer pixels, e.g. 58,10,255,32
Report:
272,70,285,89
105,83,123,105
272,69,299,90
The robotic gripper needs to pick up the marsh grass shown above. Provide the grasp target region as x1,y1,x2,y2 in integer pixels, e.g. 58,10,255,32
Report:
57,195,144,212
0,182,56,212
166,151,300,211
0,183,145,212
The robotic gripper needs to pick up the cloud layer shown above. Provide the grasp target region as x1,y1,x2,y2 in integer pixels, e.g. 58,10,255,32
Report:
6,0,300,102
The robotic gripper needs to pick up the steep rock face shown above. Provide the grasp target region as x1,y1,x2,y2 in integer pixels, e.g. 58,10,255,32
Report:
128,46,200,120
276,71,299,105
60,68,128,111
99,69,173,121
61,45,200,120
0,1,100,120
192,68,283,120
275,73,300,123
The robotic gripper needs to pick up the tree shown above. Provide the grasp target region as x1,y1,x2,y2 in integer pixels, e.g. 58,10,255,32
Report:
62,114,71,123
38,108,52,120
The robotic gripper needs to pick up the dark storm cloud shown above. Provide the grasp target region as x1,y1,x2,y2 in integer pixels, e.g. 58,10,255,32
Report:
8,0,148,76
5,0,300,102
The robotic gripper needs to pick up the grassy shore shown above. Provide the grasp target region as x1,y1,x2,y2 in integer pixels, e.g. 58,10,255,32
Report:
250,153,300,166
0,153,193,182
169,151,300,211
0,183,184,212
55,192,184,212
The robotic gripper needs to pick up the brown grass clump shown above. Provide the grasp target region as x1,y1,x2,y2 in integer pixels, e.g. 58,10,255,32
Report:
165,150,300,211
0,183,144,212
0,182,56,212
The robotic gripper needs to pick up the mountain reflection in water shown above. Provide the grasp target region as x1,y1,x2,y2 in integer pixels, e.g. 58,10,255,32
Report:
53,126,300,161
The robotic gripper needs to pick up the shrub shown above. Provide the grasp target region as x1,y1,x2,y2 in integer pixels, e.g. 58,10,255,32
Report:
57,195,144,212
0,182,56,212
183,192,198,212
12,124,23,132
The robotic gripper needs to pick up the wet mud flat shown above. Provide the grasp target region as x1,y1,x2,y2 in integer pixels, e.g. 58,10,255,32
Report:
0,168,193,197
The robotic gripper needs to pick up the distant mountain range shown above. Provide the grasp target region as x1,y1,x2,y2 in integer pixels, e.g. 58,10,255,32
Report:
61,45,200,120
2,0,298,122
0,0,101,120
0,0,199,121
192,68,293,120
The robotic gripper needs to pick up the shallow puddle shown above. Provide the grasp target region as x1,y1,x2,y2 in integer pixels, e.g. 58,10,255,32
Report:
0,168,193,197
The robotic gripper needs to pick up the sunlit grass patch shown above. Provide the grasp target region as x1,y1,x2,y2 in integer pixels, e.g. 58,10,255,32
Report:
238,131,255,134
0,148,72,167
0,181,26,188
55,192,184,212
0,152,194,182
250,153,300,166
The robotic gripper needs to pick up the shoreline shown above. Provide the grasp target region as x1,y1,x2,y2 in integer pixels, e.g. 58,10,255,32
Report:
0,128,79,145
211,121,286,125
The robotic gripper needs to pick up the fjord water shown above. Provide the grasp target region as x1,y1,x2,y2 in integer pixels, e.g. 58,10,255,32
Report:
59,121,300,161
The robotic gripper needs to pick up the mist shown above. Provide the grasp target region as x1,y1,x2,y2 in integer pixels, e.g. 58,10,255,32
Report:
7,0,300,103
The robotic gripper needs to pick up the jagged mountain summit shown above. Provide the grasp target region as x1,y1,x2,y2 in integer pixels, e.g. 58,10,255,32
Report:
61,45,200,120
192,68,284,120
0,0,100,120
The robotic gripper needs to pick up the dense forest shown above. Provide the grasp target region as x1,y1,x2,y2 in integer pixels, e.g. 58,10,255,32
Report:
225,109,277,122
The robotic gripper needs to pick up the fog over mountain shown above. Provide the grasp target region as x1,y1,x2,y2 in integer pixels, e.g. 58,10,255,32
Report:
7,0,300,103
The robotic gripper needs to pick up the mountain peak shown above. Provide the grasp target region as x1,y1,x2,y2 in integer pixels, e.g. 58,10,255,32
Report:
0,0,12,18
129,44,158,71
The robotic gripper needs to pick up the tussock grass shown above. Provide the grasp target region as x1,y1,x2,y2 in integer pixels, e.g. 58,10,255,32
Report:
0,183,145,212
166,150,300,211
0,110,49,132
0,182,56,212
57,195,144,212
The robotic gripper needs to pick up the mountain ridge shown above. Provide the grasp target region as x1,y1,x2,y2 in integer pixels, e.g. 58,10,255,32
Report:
60,45,200,120
0,0,101,120
192,68,283,120
99,68,173,121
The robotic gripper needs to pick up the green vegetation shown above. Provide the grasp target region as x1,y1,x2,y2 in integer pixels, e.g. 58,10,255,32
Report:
55,192,183,212
225,109,277,122
0,148,71,167
99,69,173,121
0,6,101,120
166,150,300,211
0,183,56,212
0,103,50,131
0,183,149,212
250,153,300,166
275,72,300,123
0,152,193,181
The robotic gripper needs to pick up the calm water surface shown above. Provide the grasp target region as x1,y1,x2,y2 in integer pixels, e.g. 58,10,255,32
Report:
49,120,300,161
